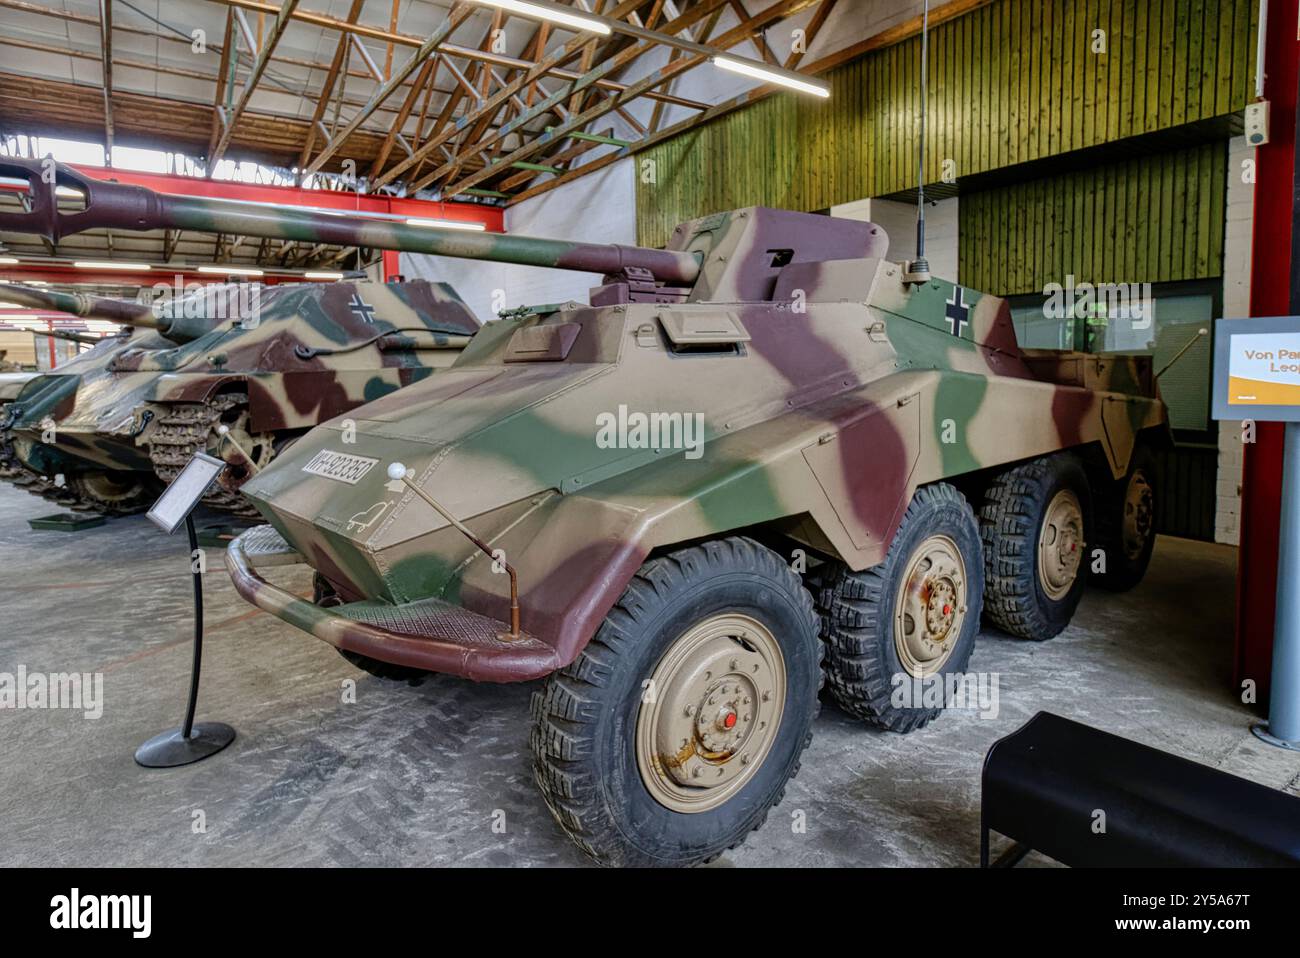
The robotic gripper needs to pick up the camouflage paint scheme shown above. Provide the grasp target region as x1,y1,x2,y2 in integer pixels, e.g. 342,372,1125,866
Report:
222,208,1167,682
0,161,1162,677
0,279,479,513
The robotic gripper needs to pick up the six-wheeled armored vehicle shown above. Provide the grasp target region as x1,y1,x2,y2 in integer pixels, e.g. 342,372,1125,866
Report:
1,158,1165,866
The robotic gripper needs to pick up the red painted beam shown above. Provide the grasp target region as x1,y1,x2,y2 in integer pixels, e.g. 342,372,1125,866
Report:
65,164,504,231
0,263,313,285
0,264,309,286
1234,2,1299,703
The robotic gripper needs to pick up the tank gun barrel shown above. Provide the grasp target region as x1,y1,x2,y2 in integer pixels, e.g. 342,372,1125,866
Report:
0,282,215,343
37,328,109,347
0,282,155,326
0,158,701,285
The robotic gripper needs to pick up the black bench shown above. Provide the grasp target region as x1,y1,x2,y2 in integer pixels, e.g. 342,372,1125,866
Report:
981,711,1300,867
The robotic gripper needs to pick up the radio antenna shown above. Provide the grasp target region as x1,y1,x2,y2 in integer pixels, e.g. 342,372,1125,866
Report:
907,0,932,283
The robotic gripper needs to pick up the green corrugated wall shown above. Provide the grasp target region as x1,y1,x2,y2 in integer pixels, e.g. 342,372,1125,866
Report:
960,141,1229,295
635,0,1257,249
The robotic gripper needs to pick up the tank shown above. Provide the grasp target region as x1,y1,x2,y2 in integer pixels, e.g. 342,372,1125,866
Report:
0,278,478,516
5,159,1168,865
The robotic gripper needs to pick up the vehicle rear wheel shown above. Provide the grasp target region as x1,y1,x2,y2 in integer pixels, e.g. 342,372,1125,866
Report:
1091,444,1158,592
530,536,823,867
819,482,984,732
979,454,1091,640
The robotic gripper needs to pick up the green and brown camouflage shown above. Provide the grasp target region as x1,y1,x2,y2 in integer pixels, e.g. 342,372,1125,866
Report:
0,278,479,515
205,206,1169,682
0,158,1165,668
3,156,1172,863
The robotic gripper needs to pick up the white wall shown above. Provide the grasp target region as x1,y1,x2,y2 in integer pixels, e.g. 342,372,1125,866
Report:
400,158,637,320
830,196,960,282
1215,135,1256,546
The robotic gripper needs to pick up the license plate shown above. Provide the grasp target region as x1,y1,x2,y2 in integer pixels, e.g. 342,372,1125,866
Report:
301,450,379,485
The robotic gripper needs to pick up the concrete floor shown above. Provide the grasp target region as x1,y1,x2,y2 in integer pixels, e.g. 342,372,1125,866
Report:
1,481,1297,868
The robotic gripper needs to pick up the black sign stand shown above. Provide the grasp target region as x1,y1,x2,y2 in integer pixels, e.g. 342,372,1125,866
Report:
135,453,236,768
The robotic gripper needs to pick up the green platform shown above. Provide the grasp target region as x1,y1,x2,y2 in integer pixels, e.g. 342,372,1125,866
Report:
28,513,106,532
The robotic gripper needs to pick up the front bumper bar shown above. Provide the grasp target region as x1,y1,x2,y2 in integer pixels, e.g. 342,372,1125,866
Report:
225,525,559,683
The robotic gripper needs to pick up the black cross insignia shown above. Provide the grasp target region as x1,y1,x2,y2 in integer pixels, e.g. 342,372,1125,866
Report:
945,286,970,338
348,293,377,324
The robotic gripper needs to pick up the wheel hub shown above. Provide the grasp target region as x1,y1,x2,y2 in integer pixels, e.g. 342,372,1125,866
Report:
1038,489,1084,600
1121,469,1154,560
211,406,274,490
636,613,785,814
895,535,967,676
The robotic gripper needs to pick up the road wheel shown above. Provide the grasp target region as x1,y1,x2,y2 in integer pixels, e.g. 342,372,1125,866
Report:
819,482,984,732
1091,444,1158,592
531,536,822,867
980,455,1090,640
67,470,155,515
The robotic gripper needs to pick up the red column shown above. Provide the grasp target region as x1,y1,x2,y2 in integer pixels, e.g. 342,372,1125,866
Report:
1234,3,1300,700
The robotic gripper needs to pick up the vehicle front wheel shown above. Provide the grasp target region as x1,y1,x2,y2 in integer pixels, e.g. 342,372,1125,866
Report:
530,536,823,867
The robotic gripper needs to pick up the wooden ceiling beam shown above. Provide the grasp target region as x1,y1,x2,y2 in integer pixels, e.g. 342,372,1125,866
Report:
97,0,114,162
368,53,437,179
297,0,366,174
785,0,837,68
400,0,720,194
206,10,236,161
301,2,475,176
445,0,819,198
209,0,302,167
0,72,392,172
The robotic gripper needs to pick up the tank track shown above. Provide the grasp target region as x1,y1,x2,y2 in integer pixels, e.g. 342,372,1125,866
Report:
145,395,262,518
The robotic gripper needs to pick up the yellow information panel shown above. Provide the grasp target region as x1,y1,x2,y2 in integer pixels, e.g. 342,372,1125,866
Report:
1213,318,1300,422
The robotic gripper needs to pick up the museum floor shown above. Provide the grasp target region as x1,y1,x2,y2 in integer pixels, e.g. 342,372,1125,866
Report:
2,482,1297,868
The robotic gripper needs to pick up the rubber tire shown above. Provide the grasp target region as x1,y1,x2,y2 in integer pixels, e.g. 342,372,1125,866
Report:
530,536,823,867
1091,444,1158,592
979,454,1091,640
313,574,427,684
819,482,985,733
